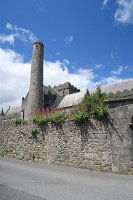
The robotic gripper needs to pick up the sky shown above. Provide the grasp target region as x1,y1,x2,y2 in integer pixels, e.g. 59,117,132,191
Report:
0,0,133,110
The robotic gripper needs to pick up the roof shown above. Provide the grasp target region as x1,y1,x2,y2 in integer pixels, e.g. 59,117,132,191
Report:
89,79,133,95
53,91,87,108
4,79,133,114
54,79,133,109
6,106,21,115
33,40,44,47
43,85,60,96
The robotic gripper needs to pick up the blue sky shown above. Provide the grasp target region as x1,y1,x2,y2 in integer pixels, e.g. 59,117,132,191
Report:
0,0,133,109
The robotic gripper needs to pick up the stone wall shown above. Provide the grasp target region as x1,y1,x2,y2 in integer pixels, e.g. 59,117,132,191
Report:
0,119,112,172
0,113,21,121
1,97,133,174
108,97,133,174
53,82,80,96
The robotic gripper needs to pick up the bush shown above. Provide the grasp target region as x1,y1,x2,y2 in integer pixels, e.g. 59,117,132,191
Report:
50,111,66,123
31,86,113,124
33,109,66,124
31,128,38,137
15,118,22,125
33,115,49,125
72,105,89,122
81,86,109,118
94,103,108,118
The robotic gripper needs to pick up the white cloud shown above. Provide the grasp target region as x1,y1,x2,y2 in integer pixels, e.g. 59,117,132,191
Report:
0,34,15,45
102,0,110,7
63,59,70,65
102,0,133,25
98,75,123,86
0,48,31,110
0,23,37,45
6,23,13,30
115,0,133,24
65,35,73,45
0,47,128,111
44,61,96,90
0,47,96,110
95,64,103,69
111,66,124,75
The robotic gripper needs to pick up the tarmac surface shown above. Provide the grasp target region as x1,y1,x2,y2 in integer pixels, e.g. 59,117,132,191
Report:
0,157,133,200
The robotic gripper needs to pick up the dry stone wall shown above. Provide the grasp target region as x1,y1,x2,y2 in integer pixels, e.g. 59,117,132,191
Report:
0,119,112,172
1,98,133,174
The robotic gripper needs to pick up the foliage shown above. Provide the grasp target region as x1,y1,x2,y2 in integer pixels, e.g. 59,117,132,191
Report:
50,111,66,123
33,115,49,125
15,118,22,125
31,128,38,137
81,86,109,118
33,108,66,124
31,86,117,124
93,103,108,118
72,105,89,122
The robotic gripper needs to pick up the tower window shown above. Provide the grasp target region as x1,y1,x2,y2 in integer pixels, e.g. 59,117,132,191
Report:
63,91,65,96
36,45,39,49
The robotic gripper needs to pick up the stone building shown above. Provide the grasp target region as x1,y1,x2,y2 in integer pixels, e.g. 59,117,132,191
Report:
20,40,81,118
1,40,133,119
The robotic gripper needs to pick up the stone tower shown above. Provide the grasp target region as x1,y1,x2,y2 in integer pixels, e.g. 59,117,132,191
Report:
27,40,44,117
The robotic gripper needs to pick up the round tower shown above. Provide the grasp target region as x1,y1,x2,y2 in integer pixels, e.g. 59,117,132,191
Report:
27,40,44,117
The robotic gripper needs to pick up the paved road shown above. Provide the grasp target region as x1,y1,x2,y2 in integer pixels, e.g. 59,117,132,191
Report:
0,157,133,200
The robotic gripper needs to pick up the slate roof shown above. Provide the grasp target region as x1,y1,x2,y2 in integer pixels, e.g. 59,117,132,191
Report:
54,79,133,108
53,91,87,108
89,79,133,96
6,106,21,115
4,79,133,114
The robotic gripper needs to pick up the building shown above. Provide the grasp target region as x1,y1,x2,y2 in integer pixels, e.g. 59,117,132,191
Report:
1,40,133,120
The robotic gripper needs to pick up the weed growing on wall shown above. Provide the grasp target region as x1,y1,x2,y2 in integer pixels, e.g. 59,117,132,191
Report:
33,108,66,125
71,86,114,122
82,86,108,119
32,86,117,124
15,118,22,125
33,115,49,125
72,104,89,122
50,111,66,123
31,128,38,137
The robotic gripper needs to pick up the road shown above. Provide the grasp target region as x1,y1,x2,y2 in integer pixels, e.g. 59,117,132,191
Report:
0,157,133,200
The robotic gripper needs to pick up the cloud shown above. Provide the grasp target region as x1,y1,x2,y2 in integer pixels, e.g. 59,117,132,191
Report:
0,48,31,110
95,64,103,69
0,47,96,110
44,61,96,90
97,75,123,86
102,0,110,7
0,34,15,45
6,23,13,30
0,47,128,111
115,0,133,24
111,66,124,75
0,23,37,45
102,0,133,25
65,35,74,45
